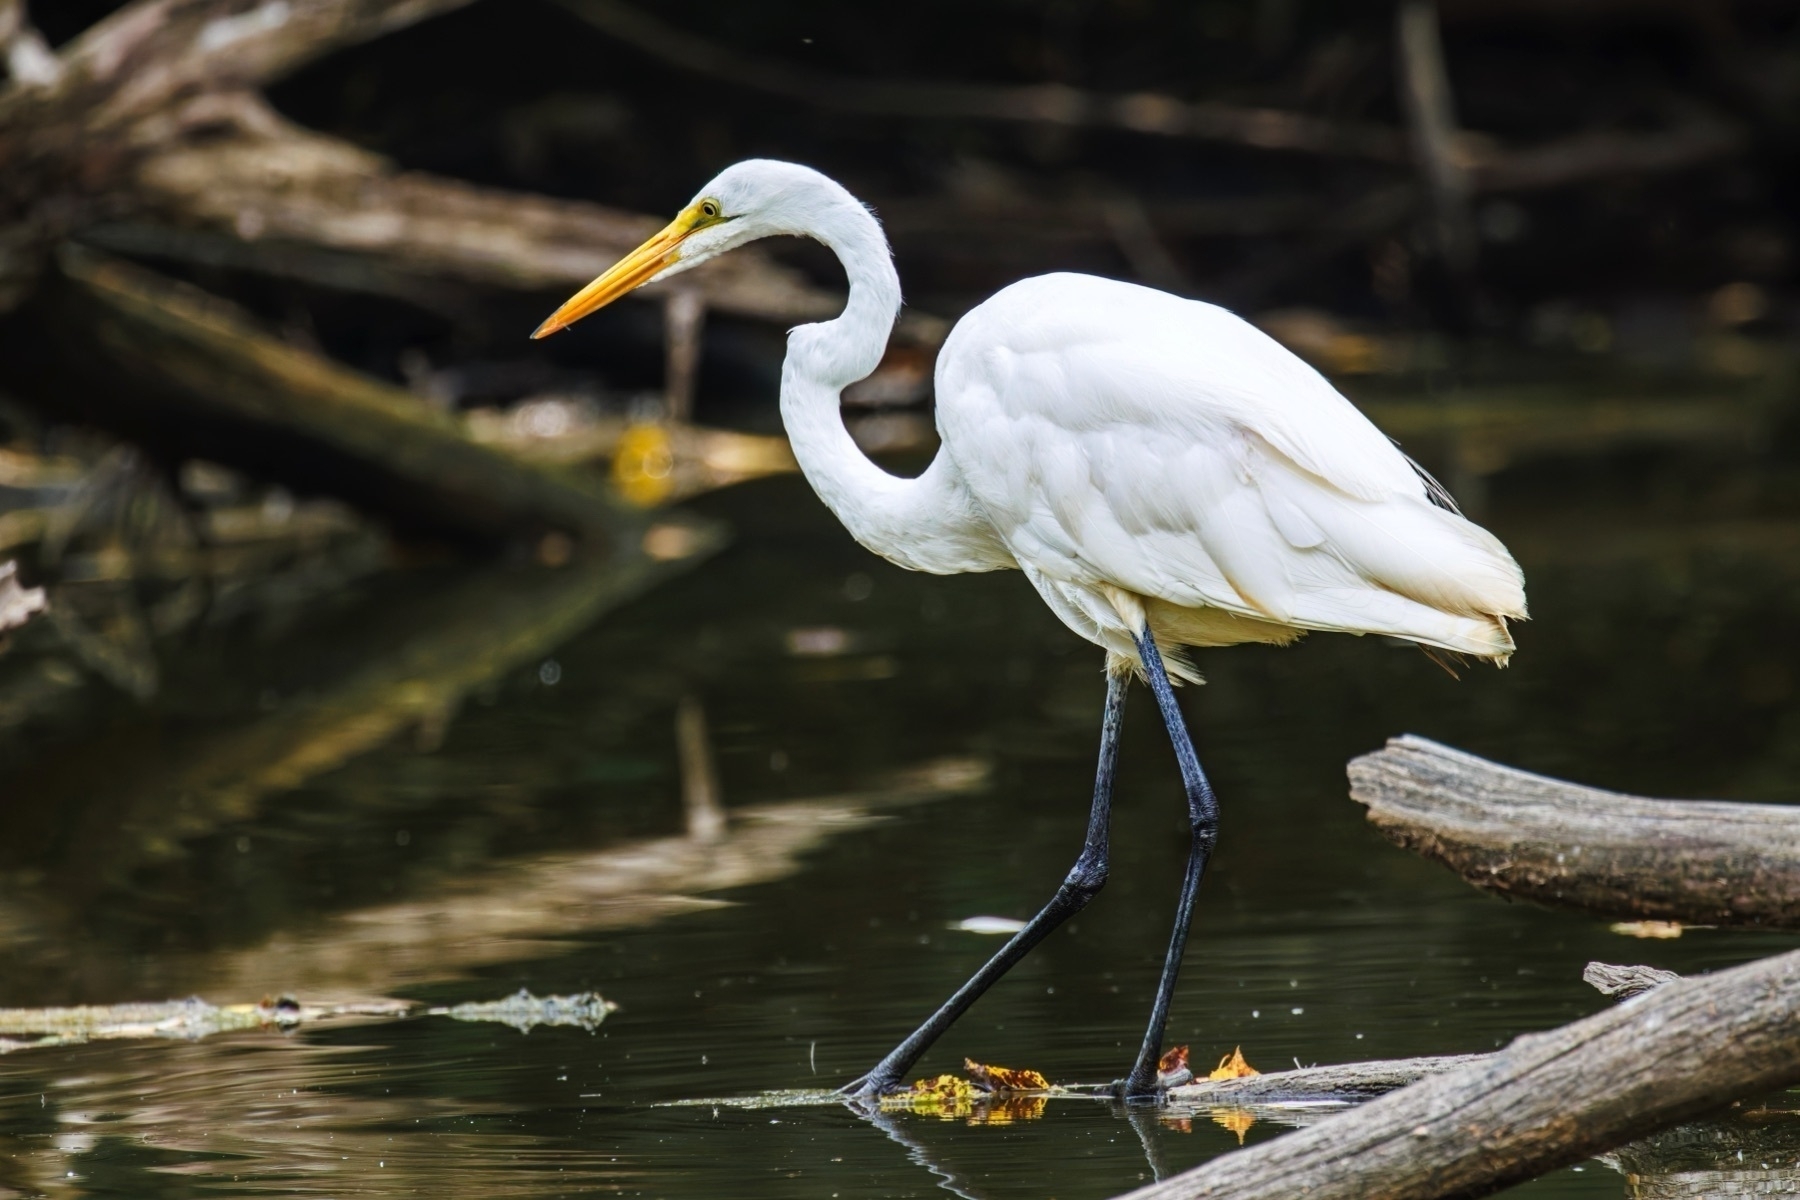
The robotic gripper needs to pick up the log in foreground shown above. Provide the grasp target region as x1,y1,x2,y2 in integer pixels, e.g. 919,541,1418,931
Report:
1117,947,1800,1200
1348,734,1800,929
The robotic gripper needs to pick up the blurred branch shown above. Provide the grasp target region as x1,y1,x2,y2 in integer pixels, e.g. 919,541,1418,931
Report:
0,0,59,88
0,0,854,334
560,0,1748,204
51,245,640,543
0,0,480,306
554,0,1409,161
1465,117,1748,193
1395,0,1476,275
107,93,842,322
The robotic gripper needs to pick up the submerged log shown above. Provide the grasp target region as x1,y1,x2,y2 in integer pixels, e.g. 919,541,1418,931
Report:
1118,947,1800,1200
46,246,635,543
1167,1054,1490,1109
1348,735,1800,929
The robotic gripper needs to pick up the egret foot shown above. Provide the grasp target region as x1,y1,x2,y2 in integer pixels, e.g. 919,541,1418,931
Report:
837,1072,902,1104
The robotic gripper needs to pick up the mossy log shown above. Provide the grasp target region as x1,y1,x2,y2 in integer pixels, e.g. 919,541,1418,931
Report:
1348,735,1800,929
48,246,637,543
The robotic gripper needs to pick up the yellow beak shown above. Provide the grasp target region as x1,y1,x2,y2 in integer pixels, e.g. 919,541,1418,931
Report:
531,208,700,339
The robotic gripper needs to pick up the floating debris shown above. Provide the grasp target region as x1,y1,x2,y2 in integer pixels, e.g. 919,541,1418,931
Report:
1208,1046,1260,1082
948,915,1028,935
0,996,407,1050
1611,920,1684,939
428,989,618,1033
0,988,616,1053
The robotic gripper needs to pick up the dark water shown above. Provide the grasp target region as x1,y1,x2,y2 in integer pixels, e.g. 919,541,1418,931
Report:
3,470,1800,1199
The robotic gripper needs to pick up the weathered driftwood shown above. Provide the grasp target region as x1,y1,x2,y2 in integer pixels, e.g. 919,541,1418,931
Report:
1584,961,1682,1000
100,92,839,323
1348,734,1800,929
49,246,635,542
0,0,479,307
1117,947,1800,1200
0,0,844,327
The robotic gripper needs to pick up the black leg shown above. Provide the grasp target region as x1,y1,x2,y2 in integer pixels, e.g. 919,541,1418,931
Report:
842,671,1129,1100
1119,626,1220,1100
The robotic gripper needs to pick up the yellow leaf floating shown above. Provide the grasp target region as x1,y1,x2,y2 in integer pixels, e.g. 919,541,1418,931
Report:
1210,1106,1257,1145
962,1059,1050,1093
885,1061,1052,1123
1208,1046,1260,1081
611,422,677,507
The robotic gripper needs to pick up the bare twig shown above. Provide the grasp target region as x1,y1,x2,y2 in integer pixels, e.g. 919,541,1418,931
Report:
676,693,726,843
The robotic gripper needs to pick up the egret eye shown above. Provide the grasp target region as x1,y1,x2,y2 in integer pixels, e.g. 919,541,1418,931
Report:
700,199,721,220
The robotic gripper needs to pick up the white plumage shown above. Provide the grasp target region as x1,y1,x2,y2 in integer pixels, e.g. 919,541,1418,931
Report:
533,157,1529,1100
534,158,1525,680
936,273,1525,678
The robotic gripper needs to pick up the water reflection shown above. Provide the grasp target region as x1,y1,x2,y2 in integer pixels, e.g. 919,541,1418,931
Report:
0,467,1798,1198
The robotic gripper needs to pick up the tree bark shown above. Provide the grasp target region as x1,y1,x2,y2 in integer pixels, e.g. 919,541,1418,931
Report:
1116,947,1800,1200
1347,735,1800,929
0,0,479,307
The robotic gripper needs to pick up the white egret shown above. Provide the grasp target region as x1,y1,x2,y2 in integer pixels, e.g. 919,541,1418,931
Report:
533,159,1526,1101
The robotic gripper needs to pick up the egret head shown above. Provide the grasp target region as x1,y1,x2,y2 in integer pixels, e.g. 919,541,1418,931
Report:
531,159,848,339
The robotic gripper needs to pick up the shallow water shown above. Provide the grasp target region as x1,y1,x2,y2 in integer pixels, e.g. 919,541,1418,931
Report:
3,471,1800,1198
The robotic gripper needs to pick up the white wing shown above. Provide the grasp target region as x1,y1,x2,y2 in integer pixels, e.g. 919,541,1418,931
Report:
933,274,1526,660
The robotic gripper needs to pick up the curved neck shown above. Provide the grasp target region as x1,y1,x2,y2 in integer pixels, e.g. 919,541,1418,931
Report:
779,189,1006,575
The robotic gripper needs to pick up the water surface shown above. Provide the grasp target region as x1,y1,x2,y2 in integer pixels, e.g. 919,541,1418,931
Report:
3,469,1799,1198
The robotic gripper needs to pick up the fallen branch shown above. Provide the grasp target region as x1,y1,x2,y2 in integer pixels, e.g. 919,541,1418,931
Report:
47,246,636,543
0,0,850,331
1348,735,1800,929
104,92,840,322
1117,947,1800,1200
0,0,479,306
